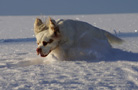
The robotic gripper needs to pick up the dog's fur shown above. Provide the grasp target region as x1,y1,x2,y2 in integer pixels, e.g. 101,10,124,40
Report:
34,17,123,60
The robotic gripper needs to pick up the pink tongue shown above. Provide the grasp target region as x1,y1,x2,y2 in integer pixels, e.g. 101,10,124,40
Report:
37,52,39,55
36,48,40,55
36,50,40,55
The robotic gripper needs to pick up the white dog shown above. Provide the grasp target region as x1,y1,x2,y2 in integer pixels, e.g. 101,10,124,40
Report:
34,17,123,60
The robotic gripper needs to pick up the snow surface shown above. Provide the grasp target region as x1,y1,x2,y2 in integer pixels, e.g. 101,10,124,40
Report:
0,14,138,90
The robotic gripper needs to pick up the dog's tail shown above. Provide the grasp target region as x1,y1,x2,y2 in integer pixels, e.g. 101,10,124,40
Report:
104,31,124,44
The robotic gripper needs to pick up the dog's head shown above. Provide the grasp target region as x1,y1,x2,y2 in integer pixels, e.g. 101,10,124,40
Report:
34,17,61,57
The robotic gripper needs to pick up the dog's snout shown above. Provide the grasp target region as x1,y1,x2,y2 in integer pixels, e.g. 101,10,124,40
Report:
36,48,42,55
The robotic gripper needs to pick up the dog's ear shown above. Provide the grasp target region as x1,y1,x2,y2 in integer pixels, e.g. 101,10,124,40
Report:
47,17,59,35
48,17,57,28
34,18,47,35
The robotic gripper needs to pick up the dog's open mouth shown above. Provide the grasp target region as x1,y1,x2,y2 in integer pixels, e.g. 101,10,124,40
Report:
37,50,52,57
40,54,48,57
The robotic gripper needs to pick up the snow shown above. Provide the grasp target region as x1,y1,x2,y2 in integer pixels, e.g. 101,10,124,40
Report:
0,14,138,90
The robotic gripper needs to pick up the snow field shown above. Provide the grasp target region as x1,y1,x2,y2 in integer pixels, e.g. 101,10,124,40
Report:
0,14,138,90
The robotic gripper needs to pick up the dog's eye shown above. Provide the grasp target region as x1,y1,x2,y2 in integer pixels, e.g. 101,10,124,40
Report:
42,39,53,46
48,39,53,43
43,41,48,46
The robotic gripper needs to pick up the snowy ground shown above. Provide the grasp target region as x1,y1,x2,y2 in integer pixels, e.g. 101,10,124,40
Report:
0,14,138,90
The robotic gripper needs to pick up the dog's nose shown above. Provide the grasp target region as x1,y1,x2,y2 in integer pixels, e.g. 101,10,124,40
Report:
36,48,42,55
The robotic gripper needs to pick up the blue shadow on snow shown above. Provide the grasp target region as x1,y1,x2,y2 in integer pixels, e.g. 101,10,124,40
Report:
0,38,36,43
